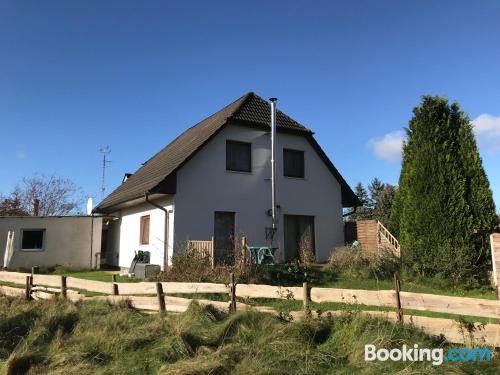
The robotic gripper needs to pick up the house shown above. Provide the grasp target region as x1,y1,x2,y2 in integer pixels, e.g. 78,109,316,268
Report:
0,216,102,270
94,92,359,271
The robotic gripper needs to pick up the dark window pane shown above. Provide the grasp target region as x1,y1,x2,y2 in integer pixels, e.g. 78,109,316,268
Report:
21,230,44,250
226,141,251,172
284,149,304,178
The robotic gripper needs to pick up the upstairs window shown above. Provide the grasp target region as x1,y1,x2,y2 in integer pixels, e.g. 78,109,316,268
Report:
21,229,45,251
140,215,150,245
226,140,252,172
284,149,305,178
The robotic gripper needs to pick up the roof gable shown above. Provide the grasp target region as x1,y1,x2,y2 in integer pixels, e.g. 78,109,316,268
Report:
94,92,359,212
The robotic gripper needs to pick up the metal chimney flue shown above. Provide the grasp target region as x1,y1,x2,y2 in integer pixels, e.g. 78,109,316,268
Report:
33,198,40,216
269,98,278,236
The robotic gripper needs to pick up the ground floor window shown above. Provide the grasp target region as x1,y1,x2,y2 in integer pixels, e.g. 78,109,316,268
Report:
140,215,150,245
21,229,45,251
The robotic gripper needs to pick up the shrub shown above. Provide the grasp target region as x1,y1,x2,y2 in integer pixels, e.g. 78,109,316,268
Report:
152,250,323,286
298,236,315,265
326,246,400,280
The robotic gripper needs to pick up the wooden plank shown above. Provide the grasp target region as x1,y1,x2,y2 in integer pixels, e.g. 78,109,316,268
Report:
0,285,25,297
31,291,54,300
236,284,304,300
66,277,111,294
30,290,85,302
311,287,500,319
31,286,79,294
311,287,395,306
93,295,231,312
117,282,228,295
33,274,64,287
162,282,228,294
117,282,157,295
399,292,500,319
0,271,30,284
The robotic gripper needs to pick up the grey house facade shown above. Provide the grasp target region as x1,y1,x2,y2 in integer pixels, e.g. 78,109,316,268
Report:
94,93,358,270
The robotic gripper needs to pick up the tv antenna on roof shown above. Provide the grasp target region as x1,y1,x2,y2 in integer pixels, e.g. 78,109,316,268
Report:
99,146,111,200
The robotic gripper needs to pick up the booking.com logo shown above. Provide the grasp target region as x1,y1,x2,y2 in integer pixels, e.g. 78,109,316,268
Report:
365,344,492,366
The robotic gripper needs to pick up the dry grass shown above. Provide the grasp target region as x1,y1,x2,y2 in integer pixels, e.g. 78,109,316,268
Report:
0,295,498,374
327,246,400,280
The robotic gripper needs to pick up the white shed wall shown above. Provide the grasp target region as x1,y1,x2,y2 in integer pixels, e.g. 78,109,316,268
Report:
0,216,102,270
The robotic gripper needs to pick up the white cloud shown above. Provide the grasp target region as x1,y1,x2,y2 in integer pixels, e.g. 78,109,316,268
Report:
367,131,405,162
15,150,28,160
472,114,500,153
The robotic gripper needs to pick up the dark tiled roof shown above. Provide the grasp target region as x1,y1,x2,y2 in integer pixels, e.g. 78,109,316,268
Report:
230,93,310,132
94,92,359,212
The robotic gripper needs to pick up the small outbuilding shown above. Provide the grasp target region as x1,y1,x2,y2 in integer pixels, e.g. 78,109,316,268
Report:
0,216,102,270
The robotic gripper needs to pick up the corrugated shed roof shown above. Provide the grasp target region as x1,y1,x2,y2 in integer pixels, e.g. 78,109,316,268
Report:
94,92,359,212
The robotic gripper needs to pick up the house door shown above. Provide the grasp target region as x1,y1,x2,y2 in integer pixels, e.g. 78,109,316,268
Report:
214,212,235,265
284,215,315,262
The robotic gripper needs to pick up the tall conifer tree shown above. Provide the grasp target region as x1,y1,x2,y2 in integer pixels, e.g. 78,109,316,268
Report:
390,96,496,284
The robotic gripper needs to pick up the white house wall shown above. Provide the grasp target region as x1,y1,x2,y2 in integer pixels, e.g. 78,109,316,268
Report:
115,196,174,270
174,123,344,262
0,216,102,270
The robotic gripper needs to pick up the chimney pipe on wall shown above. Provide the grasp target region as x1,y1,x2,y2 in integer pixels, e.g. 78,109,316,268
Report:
33,198,40,216
269,98,278,234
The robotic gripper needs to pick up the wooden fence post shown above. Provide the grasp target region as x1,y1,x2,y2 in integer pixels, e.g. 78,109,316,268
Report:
25,275,32,301
393,273,403,322
303,282,310,315
229,273,237,312
156,282,166,313
61,276,67,299
112,274,119,296
241,236,247,270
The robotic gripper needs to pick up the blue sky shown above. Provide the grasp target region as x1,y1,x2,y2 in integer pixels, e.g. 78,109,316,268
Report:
1,0,499,211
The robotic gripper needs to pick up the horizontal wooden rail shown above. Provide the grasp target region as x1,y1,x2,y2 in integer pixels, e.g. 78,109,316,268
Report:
236,284,304,300
311,287,500,319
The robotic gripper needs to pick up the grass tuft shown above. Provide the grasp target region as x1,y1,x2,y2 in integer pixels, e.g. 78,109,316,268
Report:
0,295,498,374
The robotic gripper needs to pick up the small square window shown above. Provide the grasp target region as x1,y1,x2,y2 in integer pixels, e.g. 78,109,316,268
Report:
226,140,252,172
21,229,45,251
284,149,305,178
140,215,150,245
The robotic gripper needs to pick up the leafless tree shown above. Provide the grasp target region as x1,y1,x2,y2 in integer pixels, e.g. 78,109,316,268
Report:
1,175,85,216
0,189,29,216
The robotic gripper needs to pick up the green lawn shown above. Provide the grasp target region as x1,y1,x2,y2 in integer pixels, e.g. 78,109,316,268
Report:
49,269,139,283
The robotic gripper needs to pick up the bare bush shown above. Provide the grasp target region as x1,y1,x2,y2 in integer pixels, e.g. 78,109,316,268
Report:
298,236,315,265
327,246,400,280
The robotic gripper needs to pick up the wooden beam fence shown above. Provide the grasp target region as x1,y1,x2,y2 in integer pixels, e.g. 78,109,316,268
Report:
1,271,500,319
3,271,500,346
